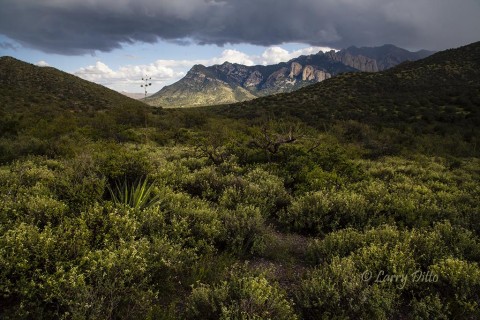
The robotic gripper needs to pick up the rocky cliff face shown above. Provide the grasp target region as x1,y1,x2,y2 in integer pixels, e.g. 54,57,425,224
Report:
147,45,434,108
289,62,303,78
300,65,331,81
244,71,263,88
326,51,379,72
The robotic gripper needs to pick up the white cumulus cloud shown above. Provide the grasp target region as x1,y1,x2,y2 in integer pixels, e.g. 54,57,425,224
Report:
36,60,49,67
75,60,184,92
211,49,256,66
260,46,337,65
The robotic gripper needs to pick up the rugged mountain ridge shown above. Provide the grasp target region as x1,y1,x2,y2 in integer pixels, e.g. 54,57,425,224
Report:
148,44,434,108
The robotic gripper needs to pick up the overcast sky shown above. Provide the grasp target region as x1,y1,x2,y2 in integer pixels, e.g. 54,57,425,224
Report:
1,0,479,92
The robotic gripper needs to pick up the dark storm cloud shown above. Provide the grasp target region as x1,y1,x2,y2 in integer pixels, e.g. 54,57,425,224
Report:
0,0,479,55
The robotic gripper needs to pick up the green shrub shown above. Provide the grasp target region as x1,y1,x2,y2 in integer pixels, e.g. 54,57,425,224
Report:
307,227,366,265
307,222,480,267
52,153,105,210
297,257,398,320
409,294,450,319
69,239,156,320
146,187,224,254
430,258,480,318
302,223,480,318
0,222,90,318
96,144,154,183
356,156,480,230
280,190,368,235
185,265,298,320
180,165,241,202
219,167,290,217
220,205,266,255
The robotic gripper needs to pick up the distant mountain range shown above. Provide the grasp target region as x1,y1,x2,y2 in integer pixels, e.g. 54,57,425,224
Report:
212,41,480,141
147,44,434,108
0,42,477,150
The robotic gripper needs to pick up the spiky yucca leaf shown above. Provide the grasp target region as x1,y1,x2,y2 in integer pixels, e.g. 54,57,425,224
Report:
108,177,161,210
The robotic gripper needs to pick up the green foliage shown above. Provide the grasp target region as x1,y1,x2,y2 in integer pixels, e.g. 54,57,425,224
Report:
219,167,291,216
300,222,480,318
430,258,480,318
280,189,368,235
220,205,267,255
185,265,298,320
96,144,154,182
297,257,398,320
108,177,161,211
278,156,480,235
1,148,479,319
1,43,480,318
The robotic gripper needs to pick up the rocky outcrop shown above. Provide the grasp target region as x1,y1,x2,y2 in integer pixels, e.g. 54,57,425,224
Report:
289,62,303,78
217,62,251,84
265,67,289,88
315,70,331,81
302,65,315,81
289,63,331,82
244,71,263,87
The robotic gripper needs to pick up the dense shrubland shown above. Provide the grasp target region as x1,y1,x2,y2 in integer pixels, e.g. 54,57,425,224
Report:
0,120,479,318
1,43,480,318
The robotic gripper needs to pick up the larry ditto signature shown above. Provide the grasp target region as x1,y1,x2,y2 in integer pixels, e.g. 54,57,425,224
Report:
362,270,438,289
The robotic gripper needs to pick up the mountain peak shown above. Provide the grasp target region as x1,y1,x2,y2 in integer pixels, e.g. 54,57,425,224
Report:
191,64,206,70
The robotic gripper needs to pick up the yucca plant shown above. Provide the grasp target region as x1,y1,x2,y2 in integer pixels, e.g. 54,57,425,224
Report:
108,177,161,210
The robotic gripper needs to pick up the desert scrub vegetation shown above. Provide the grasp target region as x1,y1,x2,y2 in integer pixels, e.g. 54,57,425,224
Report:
1,142,479,319
279,156,480,236
185,265,298,320
1,42,480,318
300,222,480,319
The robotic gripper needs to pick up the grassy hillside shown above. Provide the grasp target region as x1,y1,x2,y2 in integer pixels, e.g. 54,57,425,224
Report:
0,56,146,112
0,56,156,162
0,43,479,319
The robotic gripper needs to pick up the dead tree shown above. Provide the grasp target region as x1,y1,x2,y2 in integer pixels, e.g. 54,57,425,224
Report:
195,142,228,165
248,121,302,158
194,122,233,165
